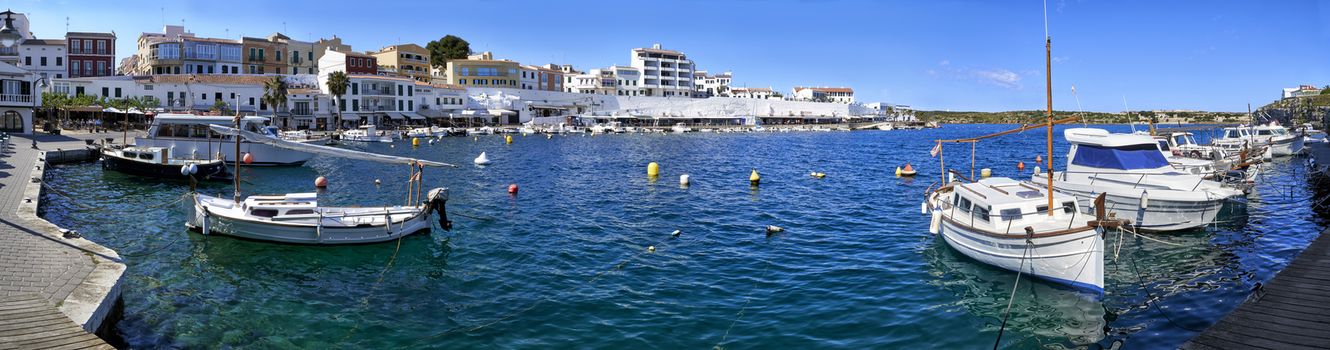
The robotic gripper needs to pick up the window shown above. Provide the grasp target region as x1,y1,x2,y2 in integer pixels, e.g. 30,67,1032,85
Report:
957,196,972,213
999,208,1023,221
351,83,358,95
71,40,81,52
407,100,412,110
97,40,106,54
23,56,30,66
101,87,109,97
1062,201,1076,214
40,57,46,66
308,52,313,61
397,100,403,111
56,57,62,66
83,40,92,53
276,51,282,62
352,99,359,111
114,87,122,98
974,206,990,222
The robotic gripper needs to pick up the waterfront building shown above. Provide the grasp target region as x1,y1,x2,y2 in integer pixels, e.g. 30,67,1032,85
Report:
319,48,377,76
371,43,431,82
0,61,39,134
693,70,732,98
66,32,116,78
242,36,286,75
128,25,243,76
518,64,566,92
563,66,640,96
414,82,467,124
313,36,352,68
17,39,65,87
270,33,317,75
314,67,421,128
792,86,854,103
284,87,334,130
53,75,295,116
630,44,695,97
729,87,774,100
446,51,520,89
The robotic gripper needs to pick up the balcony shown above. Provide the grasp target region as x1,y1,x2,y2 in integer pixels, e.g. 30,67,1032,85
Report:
291,108,313,116
0,94,34,105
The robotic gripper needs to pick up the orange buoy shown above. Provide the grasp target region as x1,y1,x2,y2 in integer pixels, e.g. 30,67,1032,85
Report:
314,176,328,188
508,183,519,194
1035,155,1043,164
242,153,254,164
900,163,917,176
1017,161,1025,171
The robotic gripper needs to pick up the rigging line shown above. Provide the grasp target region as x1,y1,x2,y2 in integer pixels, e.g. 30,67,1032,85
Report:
993,237,1033,350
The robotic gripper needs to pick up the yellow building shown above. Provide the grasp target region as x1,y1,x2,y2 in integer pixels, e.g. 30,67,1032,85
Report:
445,51,520,88
371,43,431,82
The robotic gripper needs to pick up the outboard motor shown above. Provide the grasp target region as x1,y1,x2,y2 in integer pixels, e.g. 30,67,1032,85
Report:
427,188,452,231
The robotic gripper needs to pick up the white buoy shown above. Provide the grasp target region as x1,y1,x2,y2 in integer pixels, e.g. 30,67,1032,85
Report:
1033,166,1042,175
474,152,492,165
647,245,656,253
671,229,681,237
679,174,690,186
921,201,927,214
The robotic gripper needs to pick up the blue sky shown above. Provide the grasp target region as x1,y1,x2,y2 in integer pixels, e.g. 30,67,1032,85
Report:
13,0,1329,112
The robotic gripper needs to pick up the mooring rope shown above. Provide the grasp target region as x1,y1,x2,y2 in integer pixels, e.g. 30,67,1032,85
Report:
993,235,1033,349
339,236,405,343
1127,252,1205,332
714,257,774,350
41,182,191,213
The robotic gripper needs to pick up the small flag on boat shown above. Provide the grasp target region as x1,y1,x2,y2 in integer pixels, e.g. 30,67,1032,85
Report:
410,170,422,182
930,142,941,157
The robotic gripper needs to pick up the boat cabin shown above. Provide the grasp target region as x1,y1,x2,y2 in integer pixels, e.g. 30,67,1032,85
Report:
942,178,1082,233
1064,128,1172,172
241,193,320,219
117,147,171,164
147,114,280,141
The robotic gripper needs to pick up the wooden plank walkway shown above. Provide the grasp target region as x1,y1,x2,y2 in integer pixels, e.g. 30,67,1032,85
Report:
0,294,113,349
1182,228,1330,350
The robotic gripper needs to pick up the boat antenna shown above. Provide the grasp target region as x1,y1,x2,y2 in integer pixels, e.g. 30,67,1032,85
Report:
1044,1,1055,216
1123,95,1136,133
1072,85,1087,127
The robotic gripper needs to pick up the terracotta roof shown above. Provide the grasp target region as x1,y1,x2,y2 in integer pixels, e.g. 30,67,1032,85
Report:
794,86,854,93
66,32,116,38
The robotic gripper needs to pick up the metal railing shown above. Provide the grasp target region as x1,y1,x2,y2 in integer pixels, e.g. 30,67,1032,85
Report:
0,94,34,103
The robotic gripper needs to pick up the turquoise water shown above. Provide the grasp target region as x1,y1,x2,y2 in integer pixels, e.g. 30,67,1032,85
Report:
40,124,1326,349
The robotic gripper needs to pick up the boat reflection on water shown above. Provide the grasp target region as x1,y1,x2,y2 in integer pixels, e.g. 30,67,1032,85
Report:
922,240,1108,348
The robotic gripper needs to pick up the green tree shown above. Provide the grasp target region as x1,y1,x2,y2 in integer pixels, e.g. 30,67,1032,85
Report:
426,35,472,70
211,99,231,115
326,71,349,129
1321,85,1329,95
262,75,289,119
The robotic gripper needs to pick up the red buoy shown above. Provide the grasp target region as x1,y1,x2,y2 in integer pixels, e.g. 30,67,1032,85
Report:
508,184,519,194
315,176,328,188
1035,155,1043,164
1017,161,1025,171
242,153,254,164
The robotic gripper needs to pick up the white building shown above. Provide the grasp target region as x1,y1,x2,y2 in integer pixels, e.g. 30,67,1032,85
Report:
1282,85,1323,99
630,44,695,97
16,38,65,87
693,70,732,98
563,66,641,96
792,86,854,103
729,87,774,99
0,61,40,134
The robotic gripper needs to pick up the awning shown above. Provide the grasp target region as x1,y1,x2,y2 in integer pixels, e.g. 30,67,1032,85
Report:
404,112,425,120
384,112,405,120
488,109,517,116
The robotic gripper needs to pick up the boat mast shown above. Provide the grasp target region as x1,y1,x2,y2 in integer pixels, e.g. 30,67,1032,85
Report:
1044,35,1054,215
233,115,241,203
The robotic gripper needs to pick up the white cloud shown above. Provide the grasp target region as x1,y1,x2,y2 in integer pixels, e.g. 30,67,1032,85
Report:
973,69,1022,89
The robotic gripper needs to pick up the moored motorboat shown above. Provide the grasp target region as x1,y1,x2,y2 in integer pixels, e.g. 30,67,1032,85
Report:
1031,128,1244,232
102,146,231,181
341,125,395,143
134,114,314,166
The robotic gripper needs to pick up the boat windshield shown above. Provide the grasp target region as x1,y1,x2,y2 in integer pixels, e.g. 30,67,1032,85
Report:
1157,140,1171,152
1256,129,1273,136
1072,143,1171,170
1173,135,1188,146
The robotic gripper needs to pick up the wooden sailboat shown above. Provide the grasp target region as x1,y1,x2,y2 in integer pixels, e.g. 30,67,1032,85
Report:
186,117,456,244
922,32,1125,294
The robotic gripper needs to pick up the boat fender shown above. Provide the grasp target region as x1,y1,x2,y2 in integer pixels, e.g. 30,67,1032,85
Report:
1139,190,1149,209
921,201,928,215
929,210,941,234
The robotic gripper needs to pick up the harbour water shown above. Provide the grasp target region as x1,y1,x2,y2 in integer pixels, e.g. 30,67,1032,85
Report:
39,124,1326,349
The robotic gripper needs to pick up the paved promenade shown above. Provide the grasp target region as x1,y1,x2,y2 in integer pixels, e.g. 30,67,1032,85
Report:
0,131,128,345
1183,227,1330,350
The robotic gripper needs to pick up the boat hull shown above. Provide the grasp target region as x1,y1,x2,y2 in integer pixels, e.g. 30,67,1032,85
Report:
1034,177,1226,232
188,196,434,244
134,137,313,166
937,218,1104,294
102,153,230,181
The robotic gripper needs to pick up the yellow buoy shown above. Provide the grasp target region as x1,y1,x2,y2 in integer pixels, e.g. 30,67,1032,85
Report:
546,134,553,139
749,169,761,186
895,167,903,177
647,162,660,177
412,137,420,146
505,135,513,144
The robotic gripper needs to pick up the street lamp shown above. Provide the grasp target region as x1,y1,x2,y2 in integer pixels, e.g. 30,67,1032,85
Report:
0,10,20,48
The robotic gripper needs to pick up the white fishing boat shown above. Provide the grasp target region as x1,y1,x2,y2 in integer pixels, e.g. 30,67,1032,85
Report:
671,123,692,134
134,114,314,166
1150,135,1221,178
189,124,457,245
926,178,1114,293
406,126,445,138
1250,122,1304,156
877,123,895,131
341,125,394,143
102,146,231,181
1030,128,1244,232
1302,123,1326,144
280,130,328,144
467,126,494,136
589,122,624,134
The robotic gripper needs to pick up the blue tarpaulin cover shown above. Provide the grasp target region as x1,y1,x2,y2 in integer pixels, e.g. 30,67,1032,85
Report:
1072,144,1170,170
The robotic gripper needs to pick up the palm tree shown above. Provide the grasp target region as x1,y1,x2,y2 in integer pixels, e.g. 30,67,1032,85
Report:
326,71,349,130
262,76,289,127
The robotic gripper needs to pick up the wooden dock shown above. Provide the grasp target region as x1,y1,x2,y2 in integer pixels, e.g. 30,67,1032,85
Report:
1182,228,1330,350
0,294,113,349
